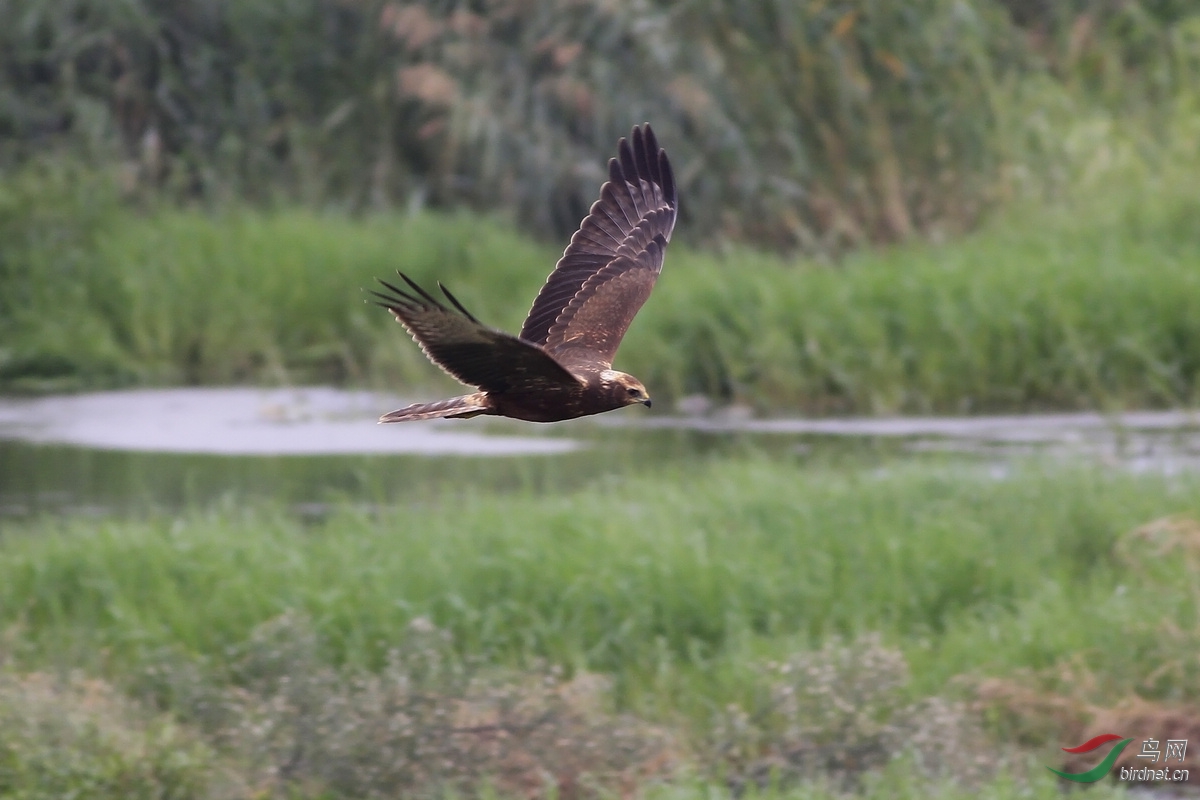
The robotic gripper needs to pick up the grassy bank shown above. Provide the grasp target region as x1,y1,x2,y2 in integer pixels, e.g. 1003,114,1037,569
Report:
1,458,1197,796
3,142,1200,413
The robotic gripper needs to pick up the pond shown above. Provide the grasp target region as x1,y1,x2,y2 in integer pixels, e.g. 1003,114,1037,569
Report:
2,387,1200,517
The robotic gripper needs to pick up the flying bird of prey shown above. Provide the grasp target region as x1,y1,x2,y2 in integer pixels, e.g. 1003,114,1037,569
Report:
371,123,677,423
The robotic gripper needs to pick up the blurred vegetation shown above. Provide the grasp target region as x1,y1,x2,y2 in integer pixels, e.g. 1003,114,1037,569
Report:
3,0,1200,251
4,460,1198,709
1,459,1197,795
3,144,1198,410
3,0,1200,406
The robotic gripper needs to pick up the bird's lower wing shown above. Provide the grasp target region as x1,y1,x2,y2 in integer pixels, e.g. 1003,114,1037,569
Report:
372,274,582,394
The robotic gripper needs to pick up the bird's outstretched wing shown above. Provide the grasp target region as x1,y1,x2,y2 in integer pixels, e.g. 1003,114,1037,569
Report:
519,123,677,368
371,274,581,394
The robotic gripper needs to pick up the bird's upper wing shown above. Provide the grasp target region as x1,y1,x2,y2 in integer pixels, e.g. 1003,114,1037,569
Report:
543,245,665,371
372,274,582,394
518,123,677,367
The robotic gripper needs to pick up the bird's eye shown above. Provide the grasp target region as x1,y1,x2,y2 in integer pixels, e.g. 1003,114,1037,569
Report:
627,387,640,396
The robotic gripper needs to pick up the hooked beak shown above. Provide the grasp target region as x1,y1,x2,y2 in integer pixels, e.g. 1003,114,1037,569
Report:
642,398,652,408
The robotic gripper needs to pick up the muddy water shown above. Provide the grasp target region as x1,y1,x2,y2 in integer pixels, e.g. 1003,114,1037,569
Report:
2,388,1199,516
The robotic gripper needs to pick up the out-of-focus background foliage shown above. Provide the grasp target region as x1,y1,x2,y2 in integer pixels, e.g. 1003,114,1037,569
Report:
5,5,1200,799
4,0,1197,250
4,0,1200,408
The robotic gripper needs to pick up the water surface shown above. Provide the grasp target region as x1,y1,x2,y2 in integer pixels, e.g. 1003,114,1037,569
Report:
2,388,1198,516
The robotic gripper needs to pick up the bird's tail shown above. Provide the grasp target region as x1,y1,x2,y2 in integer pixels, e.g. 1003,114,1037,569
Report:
378,393,491,423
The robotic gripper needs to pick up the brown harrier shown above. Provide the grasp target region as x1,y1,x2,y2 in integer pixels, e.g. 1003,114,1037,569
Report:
372,123,677,423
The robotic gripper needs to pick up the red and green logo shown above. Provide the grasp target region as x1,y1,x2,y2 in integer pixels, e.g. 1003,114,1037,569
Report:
1048,734,1134,783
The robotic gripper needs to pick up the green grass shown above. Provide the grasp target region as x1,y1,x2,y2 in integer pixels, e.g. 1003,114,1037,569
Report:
3,133,1200,412
2,456,1196,796
3,459,1197,704
0,165,556,390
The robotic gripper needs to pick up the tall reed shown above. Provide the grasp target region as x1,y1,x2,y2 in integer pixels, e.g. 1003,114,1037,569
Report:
4,0,1197,251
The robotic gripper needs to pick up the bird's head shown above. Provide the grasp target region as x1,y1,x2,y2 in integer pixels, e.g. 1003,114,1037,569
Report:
601,370,652,409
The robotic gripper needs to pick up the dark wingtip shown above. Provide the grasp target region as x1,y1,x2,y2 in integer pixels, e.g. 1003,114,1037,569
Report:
372,272,459,314
398,272,443,307
371,272,483,325
437,282,481,323
660,150,676,206
617,135,637,184
626,123,675,209
631,126,652,186
372,276,423,309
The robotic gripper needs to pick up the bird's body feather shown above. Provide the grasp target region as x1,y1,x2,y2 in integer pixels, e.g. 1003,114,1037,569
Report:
373,124,677,424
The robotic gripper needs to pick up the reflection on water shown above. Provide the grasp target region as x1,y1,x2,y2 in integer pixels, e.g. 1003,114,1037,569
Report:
0,388,577,455
0,428,802,517
2,388,1199,516
603,407,1200,476
0,388,813,515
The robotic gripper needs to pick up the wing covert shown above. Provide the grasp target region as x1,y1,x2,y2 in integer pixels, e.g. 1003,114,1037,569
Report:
543,238,665,369
519,123,677,347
